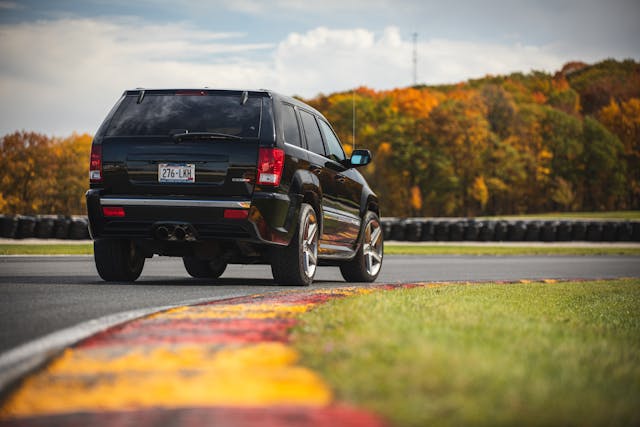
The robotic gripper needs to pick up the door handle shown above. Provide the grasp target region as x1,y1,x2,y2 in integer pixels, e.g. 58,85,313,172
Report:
336,174,347,183
310,166,322,175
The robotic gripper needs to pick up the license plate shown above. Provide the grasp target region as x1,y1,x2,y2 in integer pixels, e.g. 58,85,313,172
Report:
158,164,195,183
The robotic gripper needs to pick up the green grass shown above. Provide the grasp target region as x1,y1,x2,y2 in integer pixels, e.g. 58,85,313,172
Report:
480,210,640,220
384,244,640,256
293,279,640,427
0,243,93,255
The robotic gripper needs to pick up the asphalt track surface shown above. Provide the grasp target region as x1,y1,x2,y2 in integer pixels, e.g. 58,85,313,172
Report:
1,254,639,354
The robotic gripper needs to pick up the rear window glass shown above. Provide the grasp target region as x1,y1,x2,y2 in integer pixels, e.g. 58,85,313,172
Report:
104,93,262,138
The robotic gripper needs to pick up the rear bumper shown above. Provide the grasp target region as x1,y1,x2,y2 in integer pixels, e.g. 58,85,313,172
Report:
86,190,299,246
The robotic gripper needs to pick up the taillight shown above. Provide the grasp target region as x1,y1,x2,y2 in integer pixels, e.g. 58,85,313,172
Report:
102,206,125,217
224,209,249,219
256,147,284,186
89,144,102,183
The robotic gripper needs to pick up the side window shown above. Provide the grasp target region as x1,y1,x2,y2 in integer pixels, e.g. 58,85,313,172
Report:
318,120,346,163
299,110,325,156
281,103,301,147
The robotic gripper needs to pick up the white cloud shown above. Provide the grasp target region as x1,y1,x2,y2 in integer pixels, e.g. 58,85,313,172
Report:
272,26,564,96
0,18,276,136
0,19,568,136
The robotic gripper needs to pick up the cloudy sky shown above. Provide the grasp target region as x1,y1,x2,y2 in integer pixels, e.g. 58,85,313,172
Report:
0,0,638,136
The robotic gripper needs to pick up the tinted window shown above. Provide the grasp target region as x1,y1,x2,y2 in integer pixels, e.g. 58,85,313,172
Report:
318,120,346,162
105,93,262,137
299,111,325,156
281,104,301,146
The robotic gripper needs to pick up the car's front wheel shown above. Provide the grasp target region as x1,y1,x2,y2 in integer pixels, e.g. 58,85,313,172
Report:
94,239,145,282
340,211,383,282
271,203,318,286
183,257,227,279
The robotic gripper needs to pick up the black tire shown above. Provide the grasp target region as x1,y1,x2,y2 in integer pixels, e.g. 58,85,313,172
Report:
479,221,495,241
35,215,55,239
602,222,616,241
616,222,633,242
571,222,587,241
586,222,602,242
632,222,640,242
464,221,480,241
340,211,384,283
507,222,526,241
541,221,557,242
435,221,450,241
382,219,393,241
69,217,89,240
449,221,464,241
53,216,71,239
390,220,406,241
494,221,508,241
94,239,145,282
557,221,572,241
271,203,319,286
525,222,541,241
420,220,435,241
405,220,422,242
183,257,227,279
16,216,36,239
0,215,18,238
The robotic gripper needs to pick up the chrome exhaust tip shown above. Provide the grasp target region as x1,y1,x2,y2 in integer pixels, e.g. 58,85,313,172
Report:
155,226,170,240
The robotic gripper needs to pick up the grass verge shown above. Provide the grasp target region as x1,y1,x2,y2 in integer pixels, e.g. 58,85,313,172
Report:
0,244,93,255
1,243,639,256
384,245,640,256
293,279,640,427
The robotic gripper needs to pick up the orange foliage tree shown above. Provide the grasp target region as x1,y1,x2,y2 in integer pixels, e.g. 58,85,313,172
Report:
0,132,92,215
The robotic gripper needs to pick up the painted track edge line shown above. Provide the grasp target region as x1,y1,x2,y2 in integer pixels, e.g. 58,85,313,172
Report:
0,294,254,392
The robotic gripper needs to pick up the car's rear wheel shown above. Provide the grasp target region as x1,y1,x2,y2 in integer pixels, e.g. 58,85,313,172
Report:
183,257,227,279
340,211,383,282
94,239,145,282
271,203,318,286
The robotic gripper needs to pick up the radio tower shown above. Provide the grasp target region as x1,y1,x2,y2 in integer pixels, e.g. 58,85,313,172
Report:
412,32,418,86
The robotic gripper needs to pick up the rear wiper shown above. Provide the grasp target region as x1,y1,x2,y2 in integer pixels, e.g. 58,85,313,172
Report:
172,132,242,141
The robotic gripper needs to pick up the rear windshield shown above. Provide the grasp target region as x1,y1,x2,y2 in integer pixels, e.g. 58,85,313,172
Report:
104,92,263,138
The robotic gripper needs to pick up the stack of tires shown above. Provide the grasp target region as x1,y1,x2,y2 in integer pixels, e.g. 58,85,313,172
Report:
380,218,640,243
0,214,90,240
1,214,639,242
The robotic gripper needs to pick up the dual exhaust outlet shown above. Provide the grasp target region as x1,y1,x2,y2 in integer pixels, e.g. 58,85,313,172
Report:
154,223,197,241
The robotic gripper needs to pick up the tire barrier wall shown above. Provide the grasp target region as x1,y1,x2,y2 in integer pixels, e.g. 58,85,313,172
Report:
0,215,90,240
1,214,639,242
381,218,640,243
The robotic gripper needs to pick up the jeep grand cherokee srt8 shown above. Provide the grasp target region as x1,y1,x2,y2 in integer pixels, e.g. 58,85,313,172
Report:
86,89,383,286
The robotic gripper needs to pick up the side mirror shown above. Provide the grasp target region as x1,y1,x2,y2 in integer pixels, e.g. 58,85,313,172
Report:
349,149,372,168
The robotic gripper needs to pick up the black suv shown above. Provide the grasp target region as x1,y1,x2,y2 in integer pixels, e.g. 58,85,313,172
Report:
86,89,383,285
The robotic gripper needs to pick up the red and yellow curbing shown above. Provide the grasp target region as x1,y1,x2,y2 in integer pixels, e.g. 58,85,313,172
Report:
0,286,389,426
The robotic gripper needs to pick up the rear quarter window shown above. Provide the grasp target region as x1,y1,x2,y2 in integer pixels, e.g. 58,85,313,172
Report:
281,103,302,147
299,110,325,156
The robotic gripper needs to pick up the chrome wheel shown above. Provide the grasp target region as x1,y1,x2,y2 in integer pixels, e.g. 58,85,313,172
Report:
302,210,319,279
363,219,383,277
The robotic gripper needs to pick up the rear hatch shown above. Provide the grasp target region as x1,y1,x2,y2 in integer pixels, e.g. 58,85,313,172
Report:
99,90,268,198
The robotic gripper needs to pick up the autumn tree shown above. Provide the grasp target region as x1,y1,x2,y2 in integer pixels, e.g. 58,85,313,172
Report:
582,117,626,210
597,98,640,208
0,131,92,215
0,132,54,214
